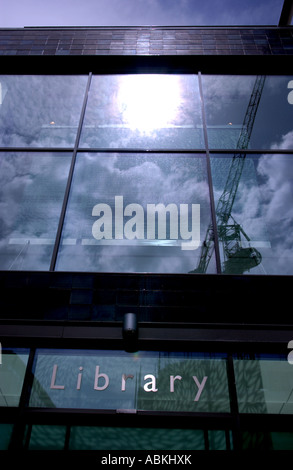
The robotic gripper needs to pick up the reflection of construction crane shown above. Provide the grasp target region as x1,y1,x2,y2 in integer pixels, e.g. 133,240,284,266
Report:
191,75,265,274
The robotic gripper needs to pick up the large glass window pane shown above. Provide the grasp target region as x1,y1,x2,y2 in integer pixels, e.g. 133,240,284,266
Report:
29,350,230,413
0,152,71,270
79,75,204,149
69,426,207,450
28,424,67,450
234,354,293,414
0,75,87,147
202,75,293,150
0,349,29,407
210,153,293,275
0,424,14,449
56,152,214,273
242,431,293,450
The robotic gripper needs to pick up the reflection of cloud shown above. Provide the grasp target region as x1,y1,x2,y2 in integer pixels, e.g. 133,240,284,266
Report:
0,76,87,147
212,142,293,274
202,75,256,121
233,148,293,274
0,152,71,270
203,75,293,150
58,153,211,273
257,150,293,227
271,130,293,151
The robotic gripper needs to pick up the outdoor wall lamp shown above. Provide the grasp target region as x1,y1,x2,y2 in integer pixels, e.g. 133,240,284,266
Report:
123,313,138,352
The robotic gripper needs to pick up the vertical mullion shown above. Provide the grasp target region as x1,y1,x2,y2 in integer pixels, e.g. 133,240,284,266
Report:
49,72,92,272
64,425,71,450
198,72,222,274
227,353,241,451
9,348,36,450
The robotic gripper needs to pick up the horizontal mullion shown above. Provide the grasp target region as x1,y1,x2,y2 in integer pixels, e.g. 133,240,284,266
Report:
0,147,75,153
76,147,206,153
208,148,293,154
0,147,292,155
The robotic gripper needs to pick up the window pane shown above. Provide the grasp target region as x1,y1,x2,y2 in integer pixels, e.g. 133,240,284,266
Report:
234,355,293,414
0,349,29,407
79,75,204,149
271,432,293,450
28,425,66,450
210,153,293,275
0,424,14,449
69,426,206,450
56,153,214,273
202,75,293,150
0,152,71,270
242,431,293,450
29,350,229,413
0,75,87,147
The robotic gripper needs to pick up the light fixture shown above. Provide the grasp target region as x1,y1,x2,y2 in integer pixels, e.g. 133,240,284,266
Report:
123,313,138,352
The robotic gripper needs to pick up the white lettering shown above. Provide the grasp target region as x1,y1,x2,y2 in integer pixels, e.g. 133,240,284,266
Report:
47,365,209,404
180,203,200,250
147,203,178,240
115,196,124,239
124,203,144,239
76,366,83,390
288,80,293,105
92,196,200,250
121,373,134,391
101,455,136,467
143,374,158,392
144,455,192,465
50,364,65,390
94,365,109,391
92,203,112,240
192,375,208,401
288,340,293,364
170,375,182,392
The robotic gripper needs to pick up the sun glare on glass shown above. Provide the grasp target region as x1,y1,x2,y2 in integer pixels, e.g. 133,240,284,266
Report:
117,75,182,132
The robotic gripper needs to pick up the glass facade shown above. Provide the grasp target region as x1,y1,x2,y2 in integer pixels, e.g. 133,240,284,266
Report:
1,347,293,451
0,73,293,274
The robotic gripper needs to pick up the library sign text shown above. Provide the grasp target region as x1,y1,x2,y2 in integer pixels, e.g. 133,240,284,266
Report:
29,351,230,412
50,363,208,401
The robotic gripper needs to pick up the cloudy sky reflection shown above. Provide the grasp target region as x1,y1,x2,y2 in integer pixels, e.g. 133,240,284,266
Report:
211,153,293,275
1,72,293,274
202,75,293,150
56,153,212,273
0,76,88,148
0,152,71,270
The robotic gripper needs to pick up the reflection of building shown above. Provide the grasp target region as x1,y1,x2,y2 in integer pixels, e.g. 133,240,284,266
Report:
1,2,293,460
